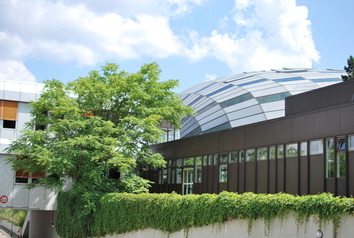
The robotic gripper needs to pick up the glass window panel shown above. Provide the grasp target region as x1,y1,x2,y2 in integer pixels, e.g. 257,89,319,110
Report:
246,149,255,161
184,157,194,166
208,154,213,165
337,153,346,178
240,150,245,162
257,147,267,161
171,168,176,184
203,155,208,166
176,168,182,184
214,153,218,165
163,168,167,184
256,92,291,104
176,159,183,167
269,146,276,159
326,138,334,178
277,145,284,158
337,138,346,151
286,143,298,158
310,140,323,155
195,166,202,183
229,151,238,163
219,164,228,182
196,156,202,166
220,154,228,163
349,135,354,151
300,142,307,156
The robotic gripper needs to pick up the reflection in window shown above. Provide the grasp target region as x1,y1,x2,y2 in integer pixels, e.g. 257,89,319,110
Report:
184,157,194,166
337,153,346,178
195,157,202,183
300,142,307,156
176,168,182,184
310,140,323,155
246,149,255,161
229,151,238,163
177,159,183,167
269,146,276,159
171,168,176,184
337,138,346,151
277,145,284,158
219,164,227,182
349,135,354,151
220,154,228,163
286,143,298,158
326,138,334,178
214,154,218,165
240,150,245,162
208,154,213,166
203,155,208,166
257,147,267,160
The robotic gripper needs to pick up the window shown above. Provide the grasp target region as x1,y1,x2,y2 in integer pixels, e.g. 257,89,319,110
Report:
203,155,208,166
229,151,238,163
286,143,298,158
176,159,183,167
300,142,307,156
220,154,228,163
337,153,346,178
195,157,202,183
277,145,284,158
337,138,346,151
246,149,255,161
219,164,227,183
349,135,354,151
326,139,334,178
208,154,213,165
310,140,323,155
239,150,245,162
16,170,46,184
214,154,218,165
0,100,18,129
184,157,194,166
257,147,267,161
269,146,276,159
176,168,182,184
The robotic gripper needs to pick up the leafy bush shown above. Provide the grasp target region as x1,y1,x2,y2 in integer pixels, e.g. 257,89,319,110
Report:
56,192,354,238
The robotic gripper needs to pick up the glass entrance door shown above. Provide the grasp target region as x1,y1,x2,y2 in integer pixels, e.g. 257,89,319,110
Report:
183,168,194,195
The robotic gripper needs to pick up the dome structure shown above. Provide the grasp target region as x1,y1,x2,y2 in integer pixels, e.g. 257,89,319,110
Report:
180,68,345,138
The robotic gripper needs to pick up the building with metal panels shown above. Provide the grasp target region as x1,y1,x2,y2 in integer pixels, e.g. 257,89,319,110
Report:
146,69,354,197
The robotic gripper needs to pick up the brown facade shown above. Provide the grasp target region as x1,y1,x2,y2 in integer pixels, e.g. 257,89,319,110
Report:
146,80,354,196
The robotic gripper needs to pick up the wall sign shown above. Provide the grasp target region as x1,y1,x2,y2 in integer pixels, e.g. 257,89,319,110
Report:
0,195,9,204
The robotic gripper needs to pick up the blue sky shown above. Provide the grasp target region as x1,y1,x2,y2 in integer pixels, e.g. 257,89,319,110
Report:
0,0,353,93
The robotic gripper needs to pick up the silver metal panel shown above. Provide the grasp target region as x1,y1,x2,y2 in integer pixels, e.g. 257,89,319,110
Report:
230,113,267,128
201,115,228,131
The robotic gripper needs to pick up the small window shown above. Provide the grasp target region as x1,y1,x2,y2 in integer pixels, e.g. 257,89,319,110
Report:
257,147,267,161
337,153,346,178
3,120,16,129
220,154,228,163
300,142,307,156
286,143,298,158
277,145,284,158
176,159,183,167
310,140,323,155
239,150,245,162
246,149,255,161
208,154,213,165
269,146,276,159
184,157,194,166
349,135,354,151
203,155,208,166
196,157,202,166
326,138,334,178
176,168,182,184
229,151,238,163
337,138,346,151
219,164,227,182
214,154,218,165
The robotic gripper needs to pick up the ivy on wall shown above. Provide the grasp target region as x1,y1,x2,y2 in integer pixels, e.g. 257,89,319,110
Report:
56,192,354,238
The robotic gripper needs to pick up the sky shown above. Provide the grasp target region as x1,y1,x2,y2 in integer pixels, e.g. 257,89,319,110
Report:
0,0,353,93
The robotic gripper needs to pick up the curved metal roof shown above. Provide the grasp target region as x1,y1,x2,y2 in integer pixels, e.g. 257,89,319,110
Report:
180,69,345,138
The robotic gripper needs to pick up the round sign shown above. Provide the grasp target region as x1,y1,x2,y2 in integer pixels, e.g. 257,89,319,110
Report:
0,195,8,204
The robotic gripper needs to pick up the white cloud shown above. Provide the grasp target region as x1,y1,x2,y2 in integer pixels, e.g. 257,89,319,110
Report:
0,60,36,82
205,73,217,81
185,0,319,72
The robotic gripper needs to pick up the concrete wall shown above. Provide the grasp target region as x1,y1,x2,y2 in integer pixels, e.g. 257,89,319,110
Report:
29,210,58,238
0,155,57,210
104,213,354,238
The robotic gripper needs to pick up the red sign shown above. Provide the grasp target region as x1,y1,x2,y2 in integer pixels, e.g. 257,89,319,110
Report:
0,195,8,204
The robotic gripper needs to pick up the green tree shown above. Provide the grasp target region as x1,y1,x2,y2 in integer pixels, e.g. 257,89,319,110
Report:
342,55,354,81
6,62,192,194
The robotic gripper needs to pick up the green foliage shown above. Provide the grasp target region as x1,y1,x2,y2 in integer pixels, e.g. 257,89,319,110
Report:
6,62,192,195
0,209,28,227
342,55,354,81
56,191,354,238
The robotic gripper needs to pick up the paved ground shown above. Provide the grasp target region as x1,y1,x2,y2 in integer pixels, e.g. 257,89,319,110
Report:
0,227,18,238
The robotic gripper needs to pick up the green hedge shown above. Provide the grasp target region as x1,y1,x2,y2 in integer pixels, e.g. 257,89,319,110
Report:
56,192,354,238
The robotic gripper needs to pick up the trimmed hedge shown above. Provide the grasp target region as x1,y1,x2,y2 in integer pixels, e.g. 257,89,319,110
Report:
56,192,354,238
